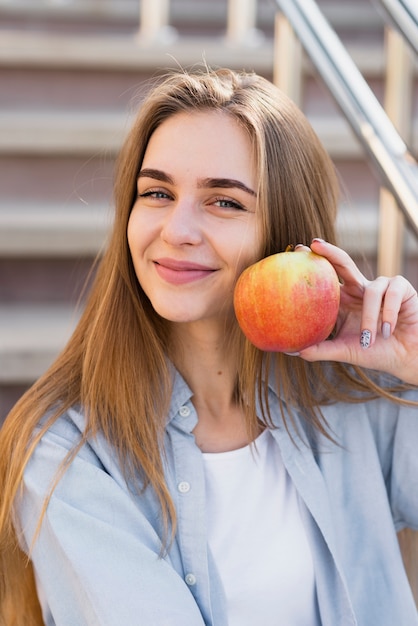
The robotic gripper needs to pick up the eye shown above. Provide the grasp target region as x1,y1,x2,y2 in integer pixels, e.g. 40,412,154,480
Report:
138,190,171,200
213,197,245,211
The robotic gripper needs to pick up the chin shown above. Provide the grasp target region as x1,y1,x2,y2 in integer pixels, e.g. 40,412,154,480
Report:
152,305,200,324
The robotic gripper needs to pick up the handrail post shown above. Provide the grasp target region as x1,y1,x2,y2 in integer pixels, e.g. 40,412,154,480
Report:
377,27,413,277
138,0,176,44
273,13,303,107
226,0,263,46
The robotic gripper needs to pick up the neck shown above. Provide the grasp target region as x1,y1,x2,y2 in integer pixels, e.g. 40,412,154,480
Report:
169,320,260,453
170,319,238,409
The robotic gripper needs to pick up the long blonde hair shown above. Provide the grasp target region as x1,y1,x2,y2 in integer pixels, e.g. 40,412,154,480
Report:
0,67,404,624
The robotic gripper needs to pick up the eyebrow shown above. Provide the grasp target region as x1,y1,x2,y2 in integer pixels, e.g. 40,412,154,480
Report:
138,168,257,197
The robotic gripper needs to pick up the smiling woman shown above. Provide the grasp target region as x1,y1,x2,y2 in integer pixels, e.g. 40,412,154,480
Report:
0,67,418,626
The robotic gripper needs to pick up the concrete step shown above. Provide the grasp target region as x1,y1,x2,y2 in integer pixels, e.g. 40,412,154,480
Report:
0,0,382,31
0,65,146,112
0,0,245,36
0,30,275,73
0,29,393,78
0,33,399,115
0,111,129,156
0,204,111,257
1,109,417,171
0,256,94,304
0,111,365,157
0,152,114,206
0,304,81,384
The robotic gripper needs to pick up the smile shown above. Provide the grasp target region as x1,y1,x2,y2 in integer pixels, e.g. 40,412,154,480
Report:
154,258,217,285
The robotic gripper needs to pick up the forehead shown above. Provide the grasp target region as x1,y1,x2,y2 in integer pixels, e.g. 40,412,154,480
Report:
142,110,255,182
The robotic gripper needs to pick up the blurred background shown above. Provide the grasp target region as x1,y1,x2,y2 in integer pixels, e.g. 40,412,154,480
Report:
0,0,417,418
0,0,417,603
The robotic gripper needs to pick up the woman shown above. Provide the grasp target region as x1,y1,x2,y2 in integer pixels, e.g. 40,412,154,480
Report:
0,67,417,625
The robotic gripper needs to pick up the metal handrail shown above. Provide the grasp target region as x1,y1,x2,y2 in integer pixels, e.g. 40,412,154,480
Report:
373,0,418,56
272,0,418,239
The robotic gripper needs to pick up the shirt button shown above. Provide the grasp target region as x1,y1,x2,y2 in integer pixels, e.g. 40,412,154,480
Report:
185,573,196,586
178,481,191,493
179,405,190,417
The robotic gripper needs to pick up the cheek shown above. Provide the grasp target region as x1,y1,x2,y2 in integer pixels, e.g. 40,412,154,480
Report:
126,209,139,248
127,210,151,258
127,216,149,290
234,225,264,276
126,217,135,257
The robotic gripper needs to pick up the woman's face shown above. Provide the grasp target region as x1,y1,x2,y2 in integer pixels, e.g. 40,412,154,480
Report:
127,110,262,326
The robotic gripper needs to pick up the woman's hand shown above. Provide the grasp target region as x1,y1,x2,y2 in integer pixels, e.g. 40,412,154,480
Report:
295,239,418,386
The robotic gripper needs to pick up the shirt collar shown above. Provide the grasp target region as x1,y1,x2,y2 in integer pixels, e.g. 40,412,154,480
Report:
166,366,196,429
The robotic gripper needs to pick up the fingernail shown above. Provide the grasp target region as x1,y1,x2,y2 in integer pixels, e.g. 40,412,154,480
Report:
284,352,300,357
382,321,391,340
360,329,372,349
311,237,325,244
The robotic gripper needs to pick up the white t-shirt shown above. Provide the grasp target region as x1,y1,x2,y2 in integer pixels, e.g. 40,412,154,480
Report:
202,428,320,626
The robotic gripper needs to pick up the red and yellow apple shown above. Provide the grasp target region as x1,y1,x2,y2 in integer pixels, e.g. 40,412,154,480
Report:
233,247,340,353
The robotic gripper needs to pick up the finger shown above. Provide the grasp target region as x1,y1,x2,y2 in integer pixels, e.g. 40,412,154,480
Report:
360,276,390,348
380,276,418,338
298,336,355,364
310,238,366,288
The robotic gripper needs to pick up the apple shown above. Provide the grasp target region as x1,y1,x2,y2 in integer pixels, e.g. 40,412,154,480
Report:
233,247,340,353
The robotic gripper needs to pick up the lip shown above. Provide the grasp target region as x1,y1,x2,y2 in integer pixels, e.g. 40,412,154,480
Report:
154,257,217,285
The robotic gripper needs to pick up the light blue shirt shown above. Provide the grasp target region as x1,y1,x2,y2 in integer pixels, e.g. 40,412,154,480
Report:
17,370,418,625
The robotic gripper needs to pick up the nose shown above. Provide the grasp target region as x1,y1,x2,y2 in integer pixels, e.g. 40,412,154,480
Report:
160,199,202,246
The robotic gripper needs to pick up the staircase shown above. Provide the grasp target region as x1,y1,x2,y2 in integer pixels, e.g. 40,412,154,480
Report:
0,0,417,420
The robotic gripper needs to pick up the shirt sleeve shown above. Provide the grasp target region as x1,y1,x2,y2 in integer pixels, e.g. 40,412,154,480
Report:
16,416,206,626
